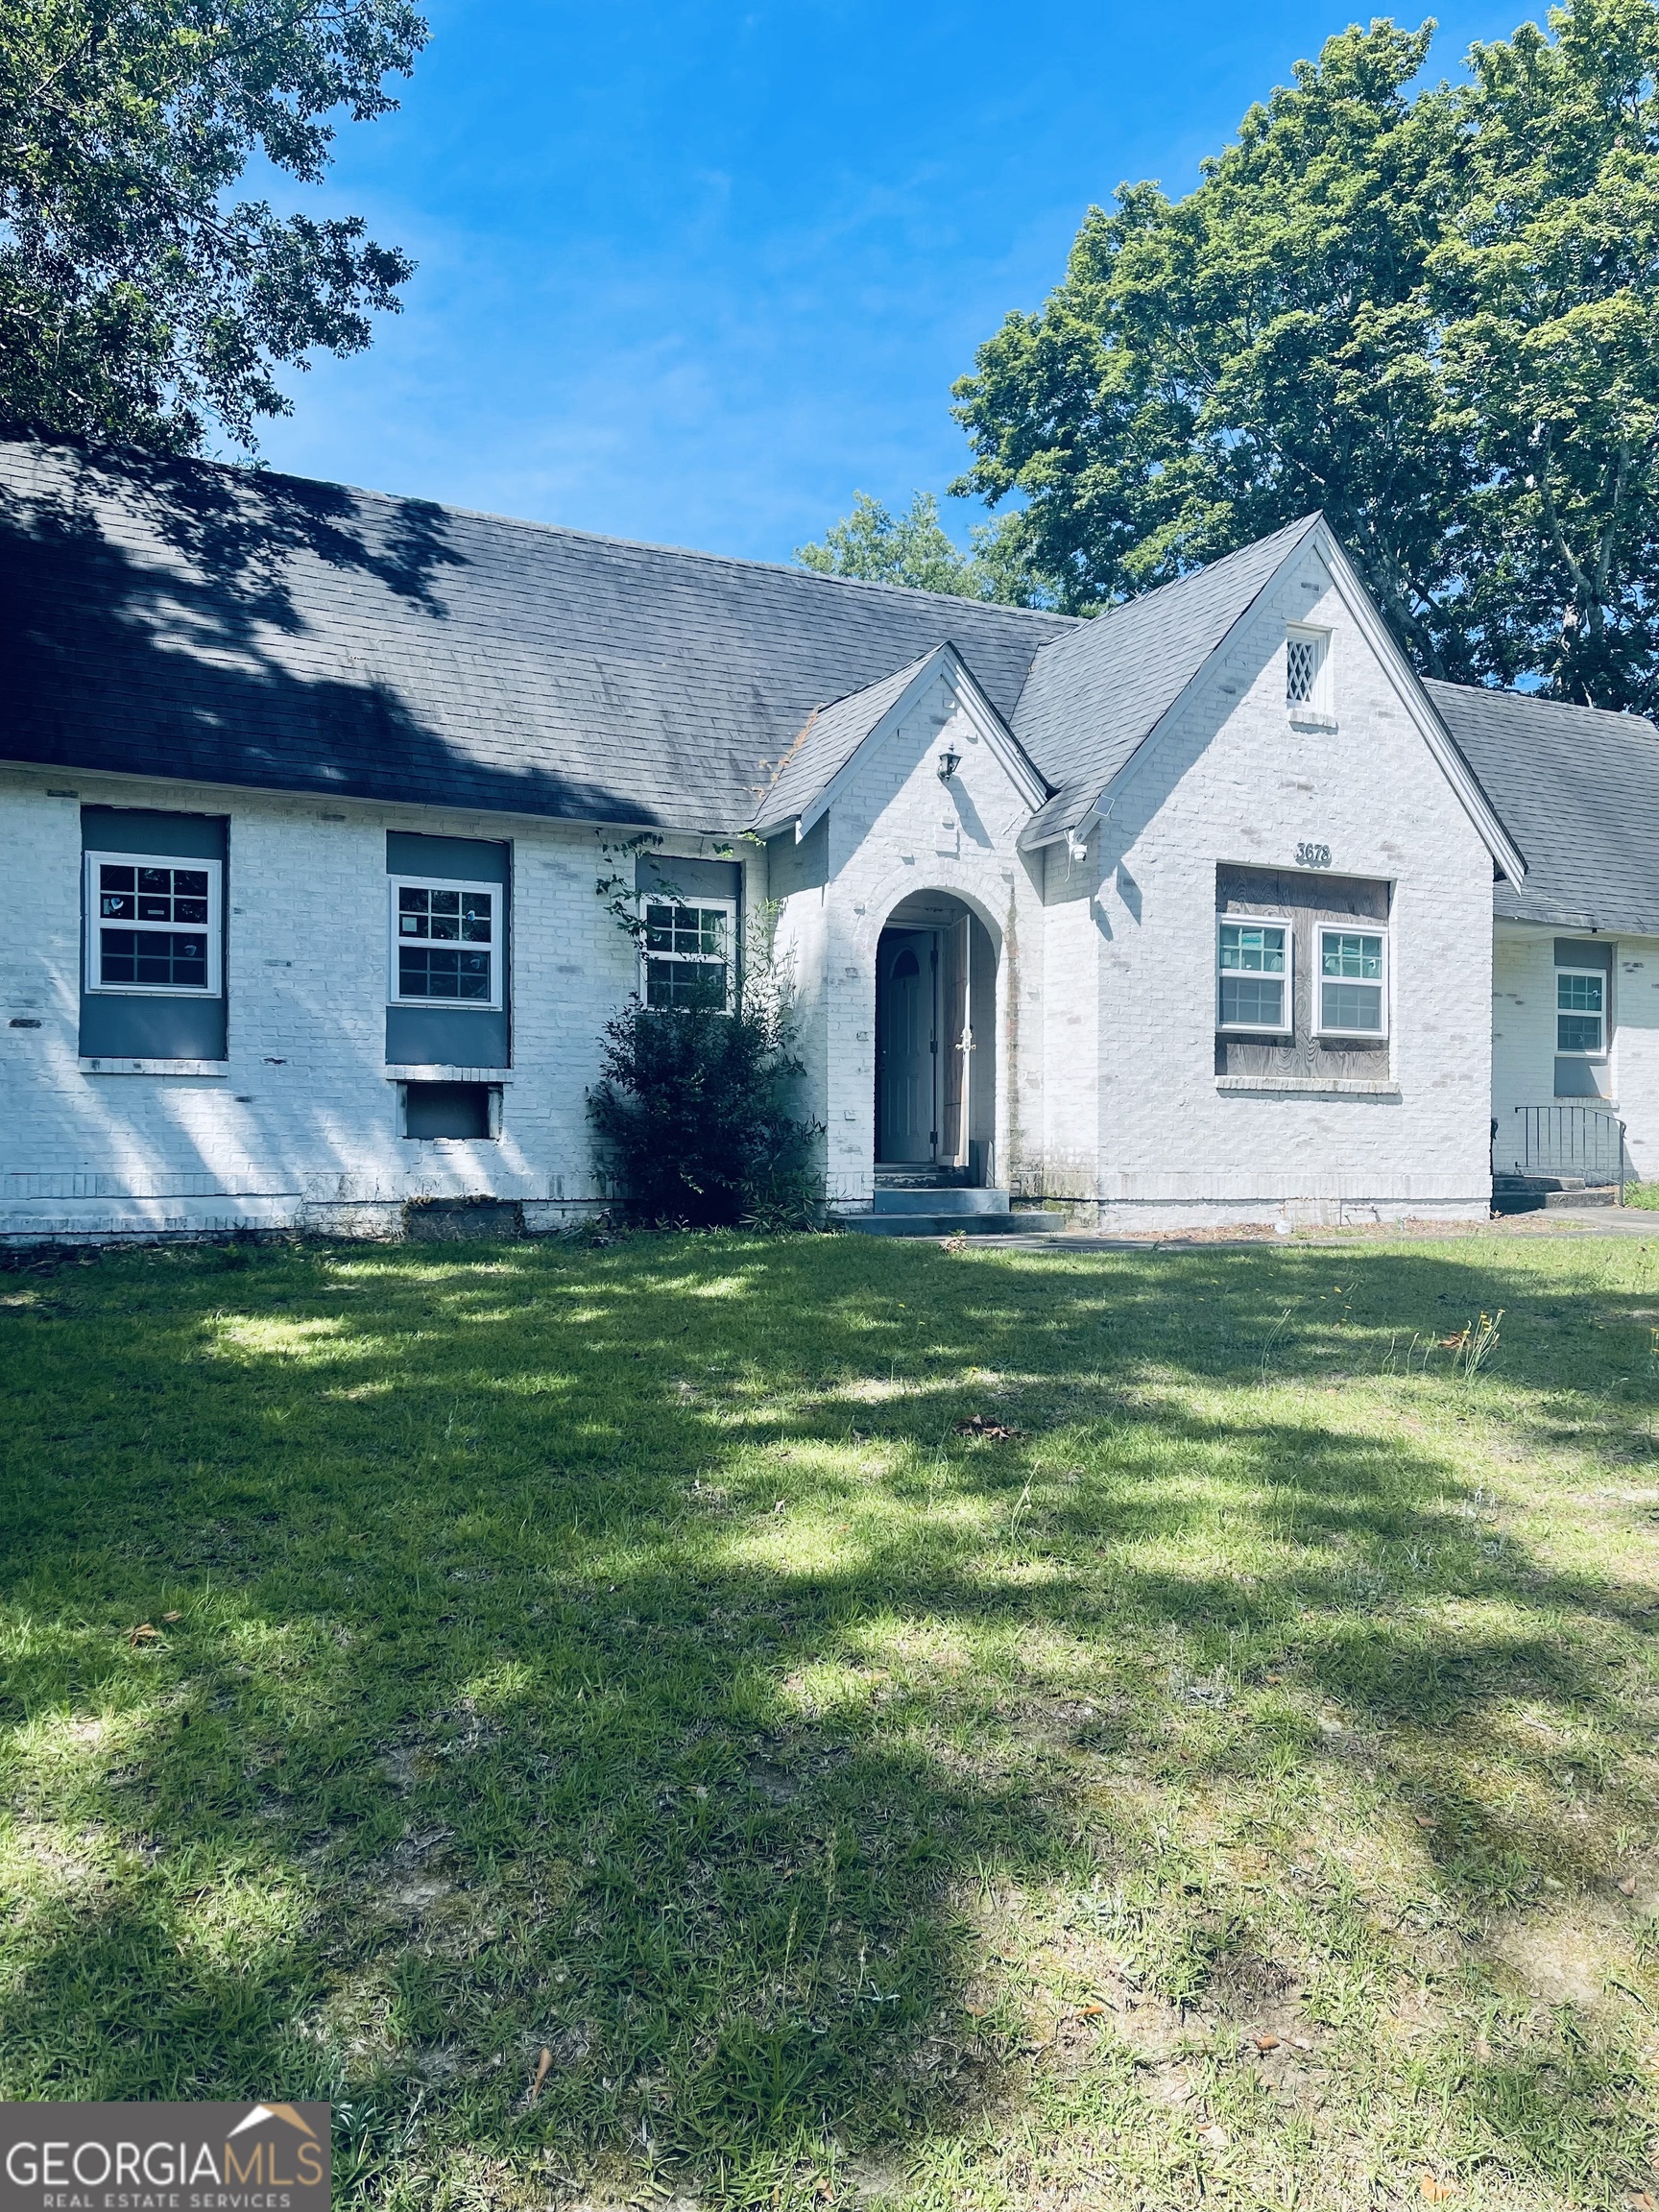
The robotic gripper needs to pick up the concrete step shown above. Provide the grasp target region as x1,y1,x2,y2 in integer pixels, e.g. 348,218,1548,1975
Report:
1493,1183,1620,1214
1494,1173,1588,1193
873,1186,1010,1216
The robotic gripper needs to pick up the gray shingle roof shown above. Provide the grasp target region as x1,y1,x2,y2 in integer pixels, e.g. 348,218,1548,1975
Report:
1014,515,1322,847
1425,680,1659,934
751,650,938,836
0,435,1072,830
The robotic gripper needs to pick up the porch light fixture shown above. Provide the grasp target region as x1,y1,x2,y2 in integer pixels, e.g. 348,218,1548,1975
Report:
937,745,961,781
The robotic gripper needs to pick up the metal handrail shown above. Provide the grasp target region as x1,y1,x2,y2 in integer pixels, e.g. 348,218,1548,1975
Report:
1502,1104,1628,1195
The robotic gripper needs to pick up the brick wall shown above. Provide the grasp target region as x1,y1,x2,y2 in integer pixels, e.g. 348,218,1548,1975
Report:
1047,542,1497,1231
768,665,1047,1207
0,767,741,1238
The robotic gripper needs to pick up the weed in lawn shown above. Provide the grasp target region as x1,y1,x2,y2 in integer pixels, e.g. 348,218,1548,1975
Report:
1,1233,1658,2209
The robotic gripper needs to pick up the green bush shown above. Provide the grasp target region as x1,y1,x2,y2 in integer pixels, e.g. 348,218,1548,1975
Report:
588,971,821,1230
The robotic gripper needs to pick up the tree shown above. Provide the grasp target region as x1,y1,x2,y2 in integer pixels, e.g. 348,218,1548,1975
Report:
1436,0,1659,702
796,489,1046,605
587,913,821,1231
0,0,428,456
950,1,1659,711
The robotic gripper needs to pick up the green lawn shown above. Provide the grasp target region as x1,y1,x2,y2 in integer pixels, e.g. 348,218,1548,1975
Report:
3,1231,1658,2211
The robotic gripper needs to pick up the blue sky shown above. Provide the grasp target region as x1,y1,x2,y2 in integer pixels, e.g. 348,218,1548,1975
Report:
257,0,1527,565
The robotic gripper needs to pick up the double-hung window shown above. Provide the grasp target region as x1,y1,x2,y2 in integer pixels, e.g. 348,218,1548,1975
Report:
1556,967,1606,1055
84,853,222,995
389,877,501,1007
1217,918,1291,1033
1318,926,1387,1037
641,899,734,1009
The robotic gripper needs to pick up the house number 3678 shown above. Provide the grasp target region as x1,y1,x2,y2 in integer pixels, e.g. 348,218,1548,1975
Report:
1295,841,1332,868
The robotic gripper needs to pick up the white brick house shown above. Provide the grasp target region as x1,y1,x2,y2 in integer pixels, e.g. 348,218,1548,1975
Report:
0,434,1649,1241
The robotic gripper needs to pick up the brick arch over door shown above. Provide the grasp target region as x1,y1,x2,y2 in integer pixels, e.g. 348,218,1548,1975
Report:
874,887,999,1183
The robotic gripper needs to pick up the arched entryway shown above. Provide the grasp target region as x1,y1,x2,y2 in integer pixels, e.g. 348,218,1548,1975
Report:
875,892,998,1184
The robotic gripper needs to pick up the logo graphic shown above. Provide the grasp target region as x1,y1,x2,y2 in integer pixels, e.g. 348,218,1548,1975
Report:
0,2098,330,2209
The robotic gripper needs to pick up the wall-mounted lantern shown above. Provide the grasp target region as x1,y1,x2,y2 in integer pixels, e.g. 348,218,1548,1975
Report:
937,746,962,781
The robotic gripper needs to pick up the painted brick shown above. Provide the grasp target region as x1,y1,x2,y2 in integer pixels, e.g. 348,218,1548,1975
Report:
0,767,733,1237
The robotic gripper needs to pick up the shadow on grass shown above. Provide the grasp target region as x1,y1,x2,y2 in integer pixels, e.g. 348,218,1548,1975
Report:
1,1233,1656,2203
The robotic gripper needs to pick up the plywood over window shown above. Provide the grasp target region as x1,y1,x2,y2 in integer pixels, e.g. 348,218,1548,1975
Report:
1214,865,1391,1081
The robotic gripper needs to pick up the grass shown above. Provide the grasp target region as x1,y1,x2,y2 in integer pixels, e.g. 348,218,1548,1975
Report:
3,1229,1659,2211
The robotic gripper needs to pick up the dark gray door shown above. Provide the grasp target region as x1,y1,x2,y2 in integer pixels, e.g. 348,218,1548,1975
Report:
877,930,935,1163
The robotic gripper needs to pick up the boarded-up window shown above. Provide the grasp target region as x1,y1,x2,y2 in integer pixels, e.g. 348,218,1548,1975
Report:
1214,865,1390,1080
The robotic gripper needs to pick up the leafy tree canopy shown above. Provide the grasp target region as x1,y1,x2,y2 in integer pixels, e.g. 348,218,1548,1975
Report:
948,0,1659,710
796,489,1046,605
0,0,428,455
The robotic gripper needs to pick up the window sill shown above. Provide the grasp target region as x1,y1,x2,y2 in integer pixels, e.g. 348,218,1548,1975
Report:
1287,710,1338,733
385,1064,512,1082
80,1057,228,1077
1216,1075,1399,1097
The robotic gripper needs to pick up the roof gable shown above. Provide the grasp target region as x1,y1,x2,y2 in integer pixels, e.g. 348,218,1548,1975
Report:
1013,516,1525,881
752,642,1049,840
1014,516,1322,847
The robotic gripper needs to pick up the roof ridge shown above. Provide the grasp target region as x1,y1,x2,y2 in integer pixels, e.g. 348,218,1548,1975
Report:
0,430,1077,630
1025,512,1323,671
1425,675,1658,730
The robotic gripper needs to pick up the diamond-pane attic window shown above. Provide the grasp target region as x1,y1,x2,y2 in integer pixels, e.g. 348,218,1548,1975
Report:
1286,626,1333,721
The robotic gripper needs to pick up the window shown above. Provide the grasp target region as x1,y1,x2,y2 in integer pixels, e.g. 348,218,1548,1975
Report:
389,877,500,1008
402,1081,498,1139
641,899,733,1009
1318,927,1387,1036
1556,968,1606,1054
84,852,222,995
1217,918,1291,1032
1286,625,1334,722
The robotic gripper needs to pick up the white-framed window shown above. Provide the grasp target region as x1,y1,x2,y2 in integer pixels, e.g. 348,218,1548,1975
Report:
1217,916,1291,1033
1317,926,1387,1037
389,876,501,1008
1286,624,1334,723
84,852,222,996
1556,967,1607,1055
640,898,734,1010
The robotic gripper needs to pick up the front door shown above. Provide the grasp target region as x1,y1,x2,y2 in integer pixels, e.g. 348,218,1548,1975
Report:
876,930,935,1162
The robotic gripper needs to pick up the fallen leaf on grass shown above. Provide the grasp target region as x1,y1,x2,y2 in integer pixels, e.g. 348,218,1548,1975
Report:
1414,1815,1438,1830
1253,2032,1280,2051
1627,2194,1655,2211
127,1623,159,1645
530,2048,551,2102
957,1413,1020,1441
162,1610,180,1623
1420,2175,1458,2201
1473,2034,1492,2061
940,1235,967,1254
1197,2124,1229,2151
1077,2003,1107,2017
1264,1672,1284,1684
1618,1875,1639,1897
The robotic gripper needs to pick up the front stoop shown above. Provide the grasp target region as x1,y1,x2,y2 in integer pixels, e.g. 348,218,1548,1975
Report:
1492,1173,1620,1215
833,1175,1067,1238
